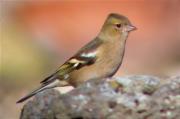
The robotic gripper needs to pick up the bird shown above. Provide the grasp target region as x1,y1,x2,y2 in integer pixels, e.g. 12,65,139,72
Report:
17,13,136,103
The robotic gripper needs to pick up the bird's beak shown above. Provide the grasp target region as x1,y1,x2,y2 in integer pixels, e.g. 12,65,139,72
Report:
125,25,137,32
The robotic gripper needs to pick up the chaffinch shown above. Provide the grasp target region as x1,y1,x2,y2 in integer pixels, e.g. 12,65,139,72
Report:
17,13,136,103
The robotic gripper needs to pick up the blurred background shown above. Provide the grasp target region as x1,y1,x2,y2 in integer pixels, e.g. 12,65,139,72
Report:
1,0,180,119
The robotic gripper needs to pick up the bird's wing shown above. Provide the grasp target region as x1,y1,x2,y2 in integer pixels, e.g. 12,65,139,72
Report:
16,54,97,103
17,38,103,103
40,38,102,85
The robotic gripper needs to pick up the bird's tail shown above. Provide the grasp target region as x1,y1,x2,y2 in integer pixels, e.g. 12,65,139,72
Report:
16,80,60,103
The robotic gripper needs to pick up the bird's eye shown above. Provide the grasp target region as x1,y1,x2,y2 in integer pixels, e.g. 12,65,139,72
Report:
116,24,121,28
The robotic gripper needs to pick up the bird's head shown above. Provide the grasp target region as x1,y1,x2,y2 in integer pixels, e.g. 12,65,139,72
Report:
99,13,136,38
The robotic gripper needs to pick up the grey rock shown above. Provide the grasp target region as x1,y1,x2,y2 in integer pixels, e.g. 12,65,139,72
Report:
20,75,180,119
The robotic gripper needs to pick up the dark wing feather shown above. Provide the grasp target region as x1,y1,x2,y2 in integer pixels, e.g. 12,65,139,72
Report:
40,38,102,85
40,62,76,84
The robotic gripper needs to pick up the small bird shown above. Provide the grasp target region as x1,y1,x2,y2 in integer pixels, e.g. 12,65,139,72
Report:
17,13,136,103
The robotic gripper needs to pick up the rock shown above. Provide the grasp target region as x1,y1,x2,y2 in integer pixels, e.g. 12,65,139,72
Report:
20,75,180,119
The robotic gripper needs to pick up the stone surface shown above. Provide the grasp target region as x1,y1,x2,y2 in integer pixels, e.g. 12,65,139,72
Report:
20,75,180,119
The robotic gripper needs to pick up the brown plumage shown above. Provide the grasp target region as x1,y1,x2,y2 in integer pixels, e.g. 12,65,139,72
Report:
17,13,136,103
